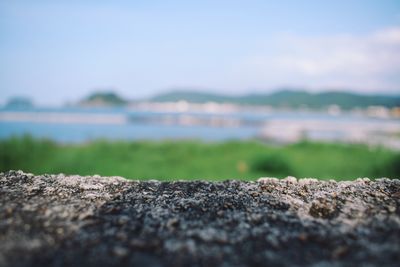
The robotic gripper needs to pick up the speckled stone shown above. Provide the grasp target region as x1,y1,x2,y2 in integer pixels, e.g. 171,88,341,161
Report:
0,170,399,267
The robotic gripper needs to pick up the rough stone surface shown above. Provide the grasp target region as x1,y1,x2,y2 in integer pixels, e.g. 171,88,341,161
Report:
1,171,399,267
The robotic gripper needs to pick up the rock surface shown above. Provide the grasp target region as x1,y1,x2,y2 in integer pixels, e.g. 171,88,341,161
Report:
1,171,399,267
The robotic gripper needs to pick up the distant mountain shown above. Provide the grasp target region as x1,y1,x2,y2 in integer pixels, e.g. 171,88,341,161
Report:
79,91,127,107
150,90,400,109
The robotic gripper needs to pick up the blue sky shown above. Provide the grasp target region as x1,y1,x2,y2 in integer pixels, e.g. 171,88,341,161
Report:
1,0,400,105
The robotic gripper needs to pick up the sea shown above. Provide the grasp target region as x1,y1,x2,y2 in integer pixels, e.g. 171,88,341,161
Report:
0,107,399,149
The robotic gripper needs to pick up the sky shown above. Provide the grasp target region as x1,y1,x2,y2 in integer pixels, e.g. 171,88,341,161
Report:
1,0,400,105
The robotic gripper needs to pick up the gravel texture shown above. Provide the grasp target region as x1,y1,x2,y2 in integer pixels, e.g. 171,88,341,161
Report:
1,170,399,267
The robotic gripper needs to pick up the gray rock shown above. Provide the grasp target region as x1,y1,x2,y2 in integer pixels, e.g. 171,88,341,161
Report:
0,170,399,267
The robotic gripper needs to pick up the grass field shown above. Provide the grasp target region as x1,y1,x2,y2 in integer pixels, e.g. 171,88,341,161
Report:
1,135,399,181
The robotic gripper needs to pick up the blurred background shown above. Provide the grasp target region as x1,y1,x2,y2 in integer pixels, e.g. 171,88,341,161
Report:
0,0,399,180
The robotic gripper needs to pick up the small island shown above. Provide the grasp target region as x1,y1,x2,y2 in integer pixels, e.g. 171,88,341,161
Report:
5,97,34,109
79,91,128,107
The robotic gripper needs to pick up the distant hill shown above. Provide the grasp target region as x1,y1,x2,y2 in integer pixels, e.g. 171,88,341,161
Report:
79,92,127,107
150,90,400,109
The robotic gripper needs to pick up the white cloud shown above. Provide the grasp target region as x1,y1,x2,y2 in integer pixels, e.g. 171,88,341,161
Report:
233,27,400,93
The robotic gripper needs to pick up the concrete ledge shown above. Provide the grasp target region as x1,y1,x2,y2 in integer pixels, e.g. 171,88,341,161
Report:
1,171,399,267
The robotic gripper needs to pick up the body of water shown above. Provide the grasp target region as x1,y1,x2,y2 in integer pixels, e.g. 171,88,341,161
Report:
0,107,399,149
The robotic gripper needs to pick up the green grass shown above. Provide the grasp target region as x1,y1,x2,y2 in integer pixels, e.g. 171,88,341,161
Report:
1,135,399,181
